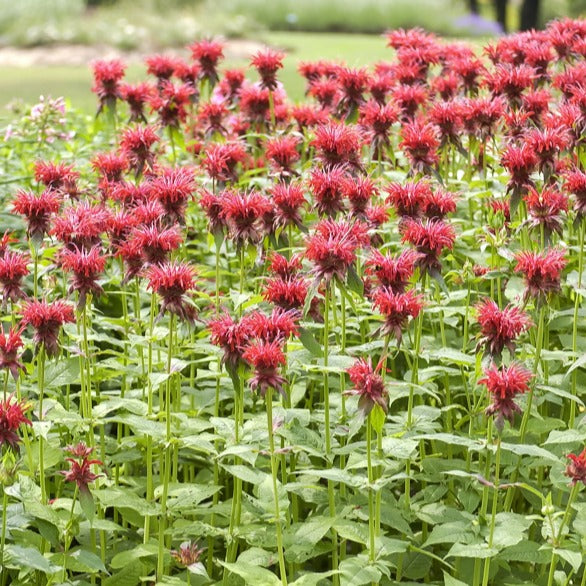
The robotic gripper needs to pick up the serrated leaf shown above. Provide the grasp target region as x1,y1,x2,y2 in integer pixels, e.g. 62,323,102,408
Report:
555,548,583,573
220,561,281,585
447,542,499,559
334,520,369,545
4,545,58,573
443,572,469,586
290,570,339,586
369,405,386,435
500,442,558,463
298,326,323,358
221,464,269,485
339,557,381,586
295,516,335,545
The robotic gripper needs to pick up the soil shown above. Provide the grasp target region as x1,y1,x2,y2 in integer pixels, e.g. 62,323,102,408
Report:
0,39,267,67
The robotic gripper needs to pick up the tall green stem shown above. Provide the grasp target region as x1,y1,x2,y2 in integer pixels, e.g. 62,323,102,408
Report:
38,345,47,504
366,414,375,563
266,387,288,584
481,435,501,586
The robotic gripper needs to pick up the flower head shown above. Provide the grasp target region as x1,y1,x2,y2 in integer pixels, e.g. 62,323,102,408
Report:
311,122,363,171
209,313,253,369
401,218,456,275
119,82,154,123
566,449,586,485
344,357,388,416
0,395,31,452
270,182,306,230
365,249,421,293
0,251,29,306
190,39,224,85
60,245,107,308
514,248,567,302
51,202,110,251
147,261,197,323
372,288,423,342
171,541,205,567
119,125,160,176
265,135,300,176
524,186,568,241
0,326,25,381
309,167,347,217
251,48,285,91
242,339,287,398
149,166,195,224
399,119,439,173
62,442,103,493
220,189,272,247
149,81,194,128
21,299,75,357
92,59,126,114
475,298,532,358
479,362,532,430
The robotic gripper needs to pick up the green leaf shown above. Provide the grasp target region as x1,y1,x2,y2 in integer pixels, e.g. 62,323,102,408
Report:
369,405,386,435
333,520,369,545
423,522,474,547
443,572,469,586
294,516,335,545
339,557,381,586
110,543,159,569
290,570,339,586
499,442,558,463
44,358,80,388
219,561,281,585
298,326,323,358
79,490,96,525
498,541,549,564
555,548,583,573
95,487,159,517
237,547,274,567
447,542,499,559
69,549,108,574
4,545,58,574
221,464,269,485
102,561,143,586
346,265,364,296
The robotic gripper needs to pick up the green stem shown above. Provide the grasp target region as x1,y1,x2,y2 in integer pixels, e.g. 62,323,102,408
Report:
266,387,288,584
144,294,156,544
547,483,580,586
0,490,7,585
61,486,79,583
481,435,501,586
367,414,375,563
38,345,47,504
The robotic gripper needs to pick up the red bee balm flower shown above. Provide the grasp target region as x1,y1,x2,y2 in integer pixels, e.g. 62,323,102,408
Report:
479,362,533,430
344,357,388,417
190,39,224,85
270,183,306,230
566,448,586,485
21,299,75,357
365,249,421,293
60,245,107,308
147,261,197,323
219,189,272,247
475,298,532,357
312,123,363,171
61,442,103,493
0,395,31,452
13,189,61,244
130,224,183,265
119,125,160,176
305,219,369,284
514,248,567,301
0,327,25,381
0,251,29,305
149,166,195,224
524,186,568,241
372,288,423,342
91,59,126,114
401,218,456,275
242,339,287,398
251,48,285,91
209,313,253,369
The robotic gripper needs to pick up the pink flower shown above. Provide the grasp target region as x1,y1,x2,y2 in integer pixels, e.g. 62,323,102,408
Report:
344,357,388,416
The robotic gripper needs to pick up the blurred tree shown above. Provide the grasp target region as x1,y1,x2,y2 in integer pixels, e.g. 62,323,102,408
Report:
520,0,541,30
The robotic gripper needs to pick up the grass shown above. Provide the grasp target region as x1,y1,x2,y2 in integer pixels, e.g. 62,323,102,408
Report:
0,32,396,115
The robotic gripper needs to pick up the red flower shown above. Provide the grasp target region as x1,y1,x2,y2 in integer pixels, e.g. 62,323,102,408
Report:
189,39,224,85
475,298,532,358
109,181,149,207
119,82,154,123
245,307,299,343
268,253,302,278
62,442,103,493
401,218,456,275
485,63,535,103
564,168,586,217
335,66,370,116
308,78,339,108
524,186,568,240
51,202,110,251
12,190,61,244
171,541,205,567
0,395,31,451
201,141,247,184
428,100,463,148
479,362,532,430
514,248,567,301
130,224,183,265
209,313,253,369
34,161,79,197
251,49,285,91
242,339,287,398
365,249,421,293
372,288,423,342
0,327,25,381
566,448,586,485
173,60,201,90
460,97,505,140
198,101,229,136
305,219,368,284
107,210,138,249
216,68,245,104
265,135,300,176
399,119,439,173
219,189,272,247
21,299,75,357
524,127,570,175
263,277,308,311
291,105,330,131
270,182,306,230
60,245,107,308
91,152,128,183
424,189,457,220
149,166,195,224
91,59,126,114
342,175,378,216
359,99,398,155
145,54,180,83
147,261,196,322
115,239,144,283
309,167,347,217
0,251,29,305
239,84,274,124
500,143,538,195
344,357,388,416
311,122,363,171
393,84,428,120
385,180,432,219
149,81,194,128
119,125,160,176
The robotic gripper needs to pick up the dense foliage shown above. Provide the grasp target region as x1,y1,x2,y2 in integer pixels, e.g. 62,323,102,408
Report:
1,18,586,586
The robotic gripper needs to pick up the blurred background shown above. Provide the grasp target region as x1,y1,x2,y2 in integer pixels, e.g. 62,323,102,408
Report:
0,0,584,112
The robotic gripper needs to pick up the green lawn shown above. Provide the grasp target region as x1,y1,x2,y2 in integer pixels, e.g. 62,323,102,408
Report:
0,32,393,116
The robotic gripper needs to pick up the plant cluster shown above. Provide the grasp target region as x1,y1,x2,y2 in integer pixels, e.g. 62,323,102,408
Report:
1,19,586,586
